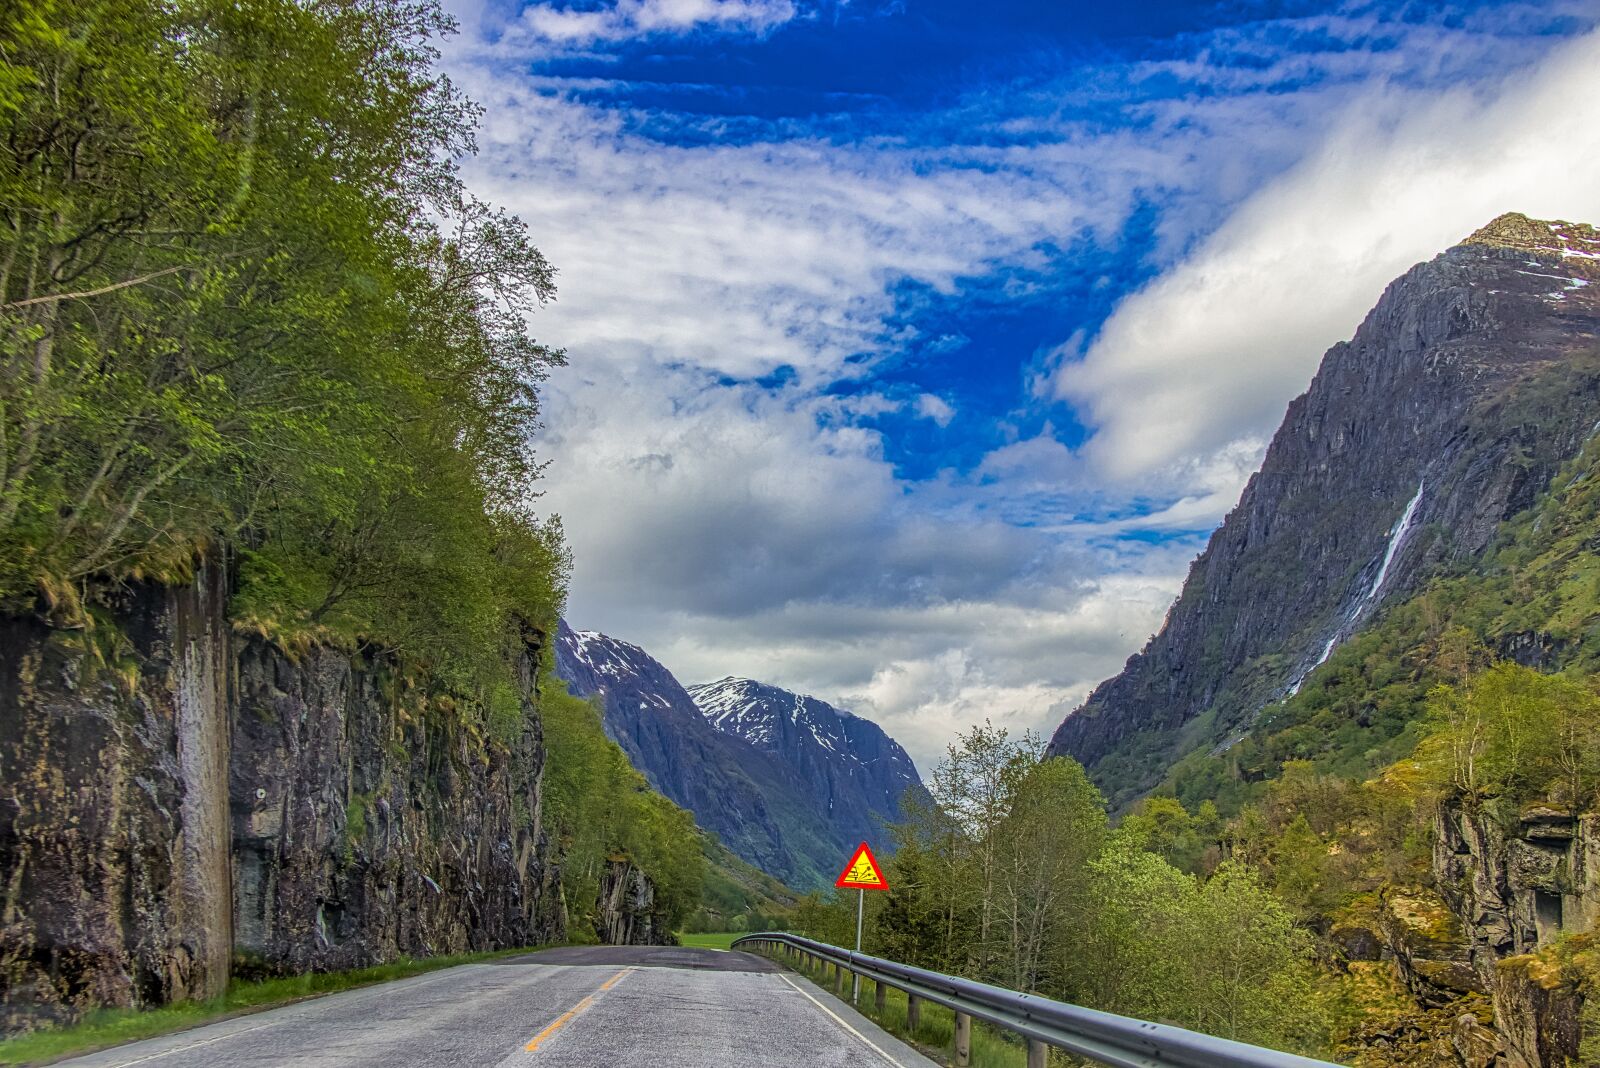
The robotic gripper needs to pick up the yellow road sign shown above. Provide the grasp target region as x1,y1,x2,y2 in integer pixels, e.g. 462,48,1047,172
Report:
834,841,888,890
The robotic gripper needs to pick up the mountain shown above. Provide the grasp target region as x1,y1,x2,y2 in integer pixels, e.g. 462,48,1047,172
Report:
687,677,923,849
553,622,922,889
1048,213,1600,806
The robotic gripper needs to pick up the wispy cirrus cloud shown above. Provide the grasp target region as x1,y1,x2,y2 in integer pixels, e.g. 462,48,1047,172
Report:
493,0,798,51
1053,25,1600,487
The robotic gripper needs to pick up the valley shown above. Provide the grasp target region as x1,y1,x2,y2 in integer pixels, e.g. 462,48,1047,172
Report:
5,1,1600,1065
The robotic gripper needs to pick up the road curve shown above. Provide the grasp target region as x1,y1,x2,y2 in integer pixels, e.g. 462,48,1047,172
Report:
57,945,939,1068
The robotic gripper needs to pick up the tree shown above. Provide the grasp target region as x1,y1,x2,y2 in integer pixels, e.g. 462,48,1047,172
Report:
992,758,1105,991
1184,863,1323,1050
927,722,1040,976
1422,662,1600,808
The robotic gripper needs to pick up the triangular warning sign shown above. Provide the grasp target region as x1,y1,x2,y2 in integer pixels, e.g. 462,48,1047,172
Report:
835,841,889,891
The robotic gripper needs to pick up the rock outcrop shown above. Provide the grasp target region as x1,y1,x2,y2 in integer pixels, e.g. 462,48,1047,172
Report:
1049,215,1600,804
594,861,675,947
0,561,565,1032
1355,803,1600,1066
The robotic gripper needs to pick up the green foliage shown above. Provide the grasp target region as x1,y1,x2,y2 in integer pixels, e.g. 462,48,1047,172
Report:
0,0,567,702
538,679,707,935
682,839,797,934
812,727,1331,1057
1419,662,1600,809
0,0,719,955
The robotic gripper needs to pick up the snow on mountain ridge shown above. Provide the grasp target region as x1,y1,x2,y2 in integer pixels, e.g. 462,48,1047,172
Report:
687,677,878,766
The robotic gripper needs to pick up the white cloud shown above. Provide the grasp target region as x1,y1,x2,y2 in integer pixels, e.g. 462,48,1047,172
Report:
915,393,956,427
509,0,796,47
1054,26,1600,483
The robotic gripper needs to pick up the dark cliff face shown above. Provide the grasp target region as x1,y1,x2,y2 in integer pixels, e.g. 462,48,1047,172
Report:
229,632,561,977
594,861,675,947
554,623,922,890
1049,214,1600,802
0,563,564,1032
0,561,235,1030
688,678,922,850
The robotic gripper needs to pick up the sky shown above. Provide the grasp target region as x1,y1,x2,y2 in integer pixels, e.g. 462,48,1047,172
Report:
439,0,1600,772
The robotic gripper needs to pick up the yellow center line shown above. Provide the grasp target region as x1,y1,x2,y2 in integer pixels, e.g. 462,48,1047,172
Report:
524,968,635,1053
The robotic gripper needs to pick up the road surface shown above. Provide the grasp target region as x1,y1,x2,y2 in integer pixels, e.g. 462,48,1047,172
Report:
58,945,939,1068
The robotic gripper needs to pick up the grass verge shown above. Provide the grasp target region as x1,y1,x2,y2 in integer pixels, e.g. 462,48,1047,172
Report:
0,945,561,1067
776,949,1064,1068
675,931,742,950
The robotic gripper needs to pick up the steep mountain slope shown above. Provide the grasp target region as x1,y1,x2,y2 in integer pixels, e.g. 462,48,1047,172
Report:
554,623,922,889
1049,213,1600,805
688,677,922,850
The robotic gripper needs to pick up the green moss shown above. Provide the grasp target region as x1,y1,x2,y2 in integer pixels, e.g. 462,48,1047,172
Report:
344,795,368,844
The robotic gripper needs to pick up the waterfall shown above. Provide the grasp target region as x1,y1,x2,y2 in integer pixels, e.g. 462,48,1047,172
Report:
1364,481,1425,603
1286,481,1425,697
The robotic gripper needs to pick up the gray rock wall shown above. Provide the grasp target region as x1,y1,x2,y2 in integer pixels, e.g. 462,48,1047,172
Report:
0,561,235,1031
594,860,674,947
0,565,564,1032
1372,804,1598,1066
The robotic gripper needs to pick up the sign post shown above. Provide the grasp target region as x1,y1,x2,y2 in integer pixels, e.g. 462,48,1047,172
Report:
834,841,889,1005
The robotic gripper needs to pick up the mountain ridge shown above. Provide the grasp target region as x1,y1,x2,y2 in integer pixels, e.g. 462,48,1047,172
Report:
1048,212,1600,805
688,676,923,847
554,623,922,889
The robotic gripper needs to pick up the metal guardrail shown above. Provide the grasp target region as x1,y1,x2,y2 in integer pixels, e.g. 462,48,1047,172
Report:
732,932,1344,1068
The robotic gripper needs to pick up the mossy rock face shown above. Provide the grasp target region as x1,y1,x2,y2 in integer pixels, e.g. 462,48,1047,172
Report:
1505,840,1567,894
1489,949,1584,1067
1332,920,1385,962
1379,887,1484,1004
1518,806,1576,844
1449,1012,1506,1068
1334,894,1388,962
1385,888,1467,950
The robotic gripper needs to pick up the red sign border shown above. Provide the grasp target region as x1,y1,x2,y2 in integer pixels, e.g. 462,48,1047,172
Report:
834,841,889,891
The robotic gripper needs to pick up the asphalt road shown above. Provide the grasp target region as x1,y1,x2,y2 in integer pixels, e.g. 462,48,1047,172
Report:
58,945,940,1068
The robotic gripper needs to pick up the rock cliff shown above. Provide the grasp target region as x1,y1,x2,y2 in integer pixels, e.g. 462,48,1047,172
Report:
1049,214,1600,804
0,561,566,1032
594,861,675,946
1366,803,1599,1067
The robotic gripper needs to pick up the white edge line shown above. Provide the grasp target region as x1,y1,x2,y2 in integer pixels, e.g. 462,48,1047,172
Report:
95,1020,279,1068
778,972,911,1068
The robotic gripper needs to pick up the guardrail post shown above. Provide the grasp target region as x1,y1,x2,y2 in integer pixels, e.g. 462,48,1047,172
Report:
874,979,886,1014
954,1011,971,1067
1027,1038,1048,1068
906,993,921,1031
835,963,847,994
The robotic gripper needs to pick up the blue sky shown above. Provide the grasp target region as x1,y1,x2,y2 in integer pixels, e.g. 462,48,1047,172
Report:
444,0,1600,768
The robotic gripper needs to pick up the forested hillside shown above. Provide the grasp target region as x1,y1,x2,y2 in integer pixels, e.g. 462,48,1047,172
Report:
0,0,709,1031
